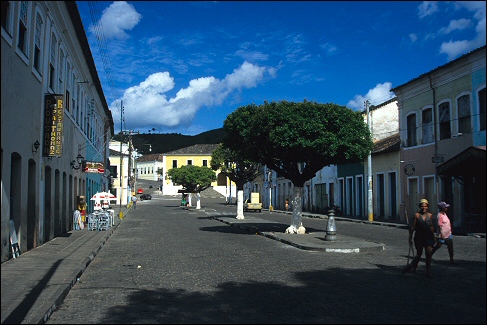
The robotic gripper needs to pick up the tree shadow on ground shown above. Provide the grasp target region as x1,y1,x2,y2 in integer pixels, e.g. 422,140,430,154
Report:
99,264,486,324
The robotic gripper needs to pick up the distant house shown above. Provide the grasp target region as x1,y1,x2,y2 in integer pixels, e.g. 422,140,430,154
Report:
136,153,164,182
108,140,134,206
162,144,235,197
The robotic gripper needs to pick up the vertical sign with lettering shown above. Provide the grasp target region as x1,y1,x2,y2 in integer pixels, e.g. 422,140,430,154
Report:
43,94,64,157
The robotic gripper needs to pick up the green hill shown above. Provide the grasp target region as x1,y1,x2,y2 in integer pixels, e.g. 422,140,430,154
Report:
112,128,227,154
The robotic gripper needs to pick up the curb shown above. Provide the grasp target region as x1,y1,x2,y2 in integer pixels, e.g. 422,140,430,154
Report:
210,215,386,253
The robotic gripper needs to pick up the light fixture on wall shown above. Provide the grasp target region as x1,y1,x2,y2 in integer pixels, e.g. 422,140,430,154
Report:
71,153,85,170
32,140,40,153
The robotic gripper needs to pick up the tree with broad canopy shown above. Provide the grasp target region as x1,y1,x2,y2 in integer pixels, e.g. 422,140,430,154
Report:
210,143,262,219
222,100,373,233
167,165,217,209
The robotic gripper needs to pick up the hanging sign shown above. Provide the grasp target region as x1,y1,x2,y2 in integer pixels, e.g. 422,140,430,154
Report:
83,161,105,174
43,94,64,157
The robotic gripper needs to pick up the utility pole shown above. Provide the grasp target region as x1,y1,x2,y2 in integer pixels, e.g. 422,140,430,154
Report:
366,100,374,222
128,132,133,194
121,130,139,198
119,100,124,219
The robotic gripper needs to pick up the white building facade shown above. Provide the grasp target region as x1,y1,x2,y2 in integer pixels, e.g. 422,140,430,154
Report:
1,1,114,262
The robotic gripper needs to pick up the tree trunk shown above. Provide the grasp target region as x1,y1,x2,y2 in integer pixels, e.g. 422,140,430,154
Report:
188,193,192,207
236,190,244,219
196,192,201,209
285,186,306,234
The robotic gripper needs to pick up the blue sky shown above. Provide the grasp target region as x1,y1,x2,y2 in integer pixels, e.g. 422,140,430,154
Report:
76,1,486,135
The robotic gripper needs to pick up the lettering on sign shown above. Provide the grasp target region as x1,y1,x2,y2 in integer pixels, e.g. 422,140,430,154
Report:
43,94,64,157
83,161,105,174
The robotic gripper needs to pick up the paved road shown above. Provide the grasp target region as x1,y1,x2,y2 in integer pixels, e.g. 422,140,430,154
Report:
46,193,486,324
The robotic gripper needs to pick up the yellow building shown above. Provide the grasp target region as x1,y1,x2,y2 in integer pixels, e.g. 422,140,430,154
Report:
162,144,235,198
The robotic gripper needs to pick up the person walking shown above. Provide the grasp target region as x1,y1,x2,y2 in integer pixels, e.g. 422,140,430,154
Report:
402,199,436,277
432,201,455,264
131,195,138,209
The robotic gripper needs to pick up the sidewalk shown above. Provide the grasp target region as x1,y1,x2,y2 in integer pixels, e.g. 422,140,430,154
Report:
1,208,129,324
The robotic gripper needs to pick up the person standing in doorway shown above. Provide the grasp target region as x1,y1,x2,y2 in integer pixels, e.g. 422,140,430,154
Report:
432,201,455,264
403,198,436,278
131,194,138,209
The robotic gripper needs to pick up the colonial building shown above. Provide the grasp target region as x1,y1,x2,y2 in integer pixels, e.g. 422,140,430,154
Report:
392,45,486,234
136,153,164,183
1,1,114,261
108,140,135,206
162,144,216,196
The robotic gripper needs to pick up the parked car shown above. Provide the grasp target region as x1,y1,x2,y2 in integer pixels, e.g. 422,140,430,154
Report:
140,193,152,201
243,198,262,212
137,188,143,194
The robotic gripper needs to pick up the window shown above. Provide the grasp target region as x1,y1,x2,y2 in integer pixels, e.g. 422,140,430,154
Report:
66,62,71,87
49,33,57,90
74,74,79,120
17,1,29,54
33,12,42,72
421,108,434,144
1,1,12,35
479,87,486,131
172,160,178,168
406,113,417,147
65,90,70,112
457,94,471,134
58,49,64,90
187,159,193,165
202,159,208,167
439,102,451,140
65,62,71,112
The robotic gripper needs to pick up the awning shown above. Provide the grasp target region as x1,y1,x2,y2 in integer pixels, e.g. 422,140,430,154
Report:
436,146,486,177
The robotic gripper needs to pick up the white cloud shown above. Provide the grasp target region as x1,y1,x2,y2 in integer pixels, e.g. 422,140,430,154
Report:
418,1,438,19
89,1,142,40
439,1,486,60
110,62,273,130
347,82,395,111
439,39,473,61
234,50,269,62
440,18,473,34
320,43,338,55
409,33,418,43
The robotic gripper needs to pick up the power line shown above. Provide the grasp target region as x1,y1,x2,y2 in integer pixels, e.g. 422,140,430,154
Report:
87,1,120,113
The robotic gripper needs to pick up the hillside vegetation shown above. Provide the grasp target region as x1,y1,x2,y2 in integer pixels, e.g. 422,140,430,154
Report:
112,128,227,154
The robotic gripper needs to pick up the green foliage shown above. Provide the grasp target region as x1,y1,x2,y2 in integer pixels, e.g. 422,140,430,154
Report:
210,144,261,190
223,100,373,186
167,165,216,193
113,128,227,154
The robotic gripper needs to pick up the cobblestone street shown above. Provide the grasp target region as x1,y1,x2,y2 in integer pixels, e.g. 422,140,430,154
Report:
46,195,486,324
